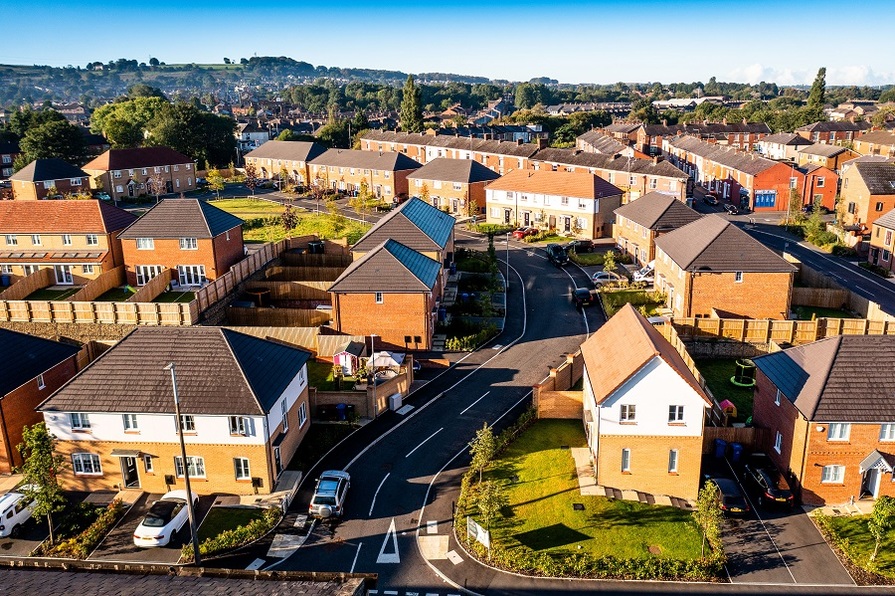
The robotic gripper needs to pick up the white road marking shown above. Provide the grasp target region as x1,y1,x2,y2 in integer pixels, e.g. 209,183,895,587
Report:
376,518,400,564
459,391,490,416
369,473,390,516
405,427,443,458
426,520,438,534
383,591,399,595
446,550,463,565
245,558,265,570
350,542,362,573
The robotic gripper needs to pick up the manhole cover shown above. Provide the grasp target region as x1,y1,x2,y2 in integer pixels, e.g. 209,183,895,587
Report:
572,503,585,511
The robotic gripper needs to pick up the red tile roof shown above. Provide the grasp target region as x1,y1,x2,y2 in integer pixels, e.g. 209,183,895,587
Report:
83,147,194,171
0,200,137,234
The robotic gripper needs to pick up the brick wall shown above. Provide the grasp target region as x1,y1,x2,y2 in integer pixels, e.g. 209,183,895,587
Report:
211,227,245,278
12,178,87,201
123,236,225,286
689,271,793,319
596,434,703,500
333,292,434,350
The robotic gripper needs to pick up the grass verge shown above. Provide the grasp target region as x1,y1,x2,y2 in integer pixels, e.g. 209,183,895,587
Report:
198,507,266,542
600,289,665,318
815,513,895,584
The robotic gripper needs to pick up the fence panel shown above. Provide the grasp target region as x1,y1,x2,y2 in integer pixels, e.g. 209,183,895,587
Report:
226,306,330,327
0,268,54,300
67,267,125,302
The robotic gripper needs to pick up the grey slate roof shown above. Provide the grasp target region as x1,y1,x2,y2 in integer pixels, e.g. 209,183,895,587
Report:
796,121,871,133
407,158,500,184
330,239,440,294
352,197,454,254
0,329,80,396
39,327,311,416
576,130,627,154
856,130,895,146
753,335,895,422
799,144,850,157
118,199,243,239
641,122,771,137
9,158,87,182
531,148,689,179
654,214,797,273
761,133,813,146
851,161,895,195
874,208,895,230
309,148,421,171
244,140,327,162
667,136,781,176
613,192,702,231
604,123,641,134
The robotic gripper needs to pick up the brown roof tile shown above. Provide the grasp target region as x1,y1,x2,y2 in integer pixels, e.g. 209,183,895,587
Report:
83,147,194,171
0,200,137,234
613,192,702,230
484,169,622,199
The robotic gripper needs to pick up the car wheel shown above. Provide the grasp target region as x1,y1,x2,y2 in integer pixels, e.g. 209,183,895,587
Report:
9,524,21,539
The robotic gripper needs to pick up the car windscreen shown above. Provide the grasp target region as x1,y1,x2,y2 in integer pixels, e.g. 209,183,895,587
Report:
313,495,337,505
143,500,182,527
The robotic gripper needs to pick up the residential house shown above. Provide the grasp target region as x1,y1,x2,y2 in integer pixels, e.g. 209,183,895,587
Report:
118,199,244,287
796,144,859,172
755,132,813,161
38,327,311,495
575,130,633,157
0,201,136,285
751,335,895,505
828,101,880,122
330,239,441,351
243,140,327,188
653,214,797,319
0,141,20,180
0,329,80,474
633,121,771,156
838,159,895,231
601,122,641,145
867,209,895,272
612,192,702,266
236,121,270,154
581,303,712,501
853,130,895,159
795,164,838,212
82,147,197,201
9,159,89,201
484,169,623,238
795,121,870,145
406,158,500,215
309,149,421,200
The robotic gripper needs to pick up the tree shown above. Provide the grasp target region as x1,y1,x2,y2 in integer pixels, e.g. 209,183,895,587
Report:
808,67,827,111
281,205,299,235
279,166,295,193
400,75,424,133
149,57,160,67
787,188,804,225
148,171,167,203
419,183,430,205
311,174,326,214
206,168,225,198
149,102,236,169
243,162,259,195
476,480,507,530
349,179,375,223
469,422,496,483
869,495,895,562
602,250,617,274
693,482,723,559
17,119,85,167
277,129,295,141
17,423,67,545
223,57,231,65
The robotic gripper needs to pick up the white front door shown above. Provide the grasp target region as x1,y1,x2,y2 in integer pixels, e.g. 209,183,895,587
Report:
177,265,206,287
54,265,73,285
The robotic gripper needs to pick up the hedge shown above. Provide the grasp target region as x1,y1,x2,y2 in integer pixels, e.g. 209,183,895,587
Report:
180,507,281,563
44,500,126,559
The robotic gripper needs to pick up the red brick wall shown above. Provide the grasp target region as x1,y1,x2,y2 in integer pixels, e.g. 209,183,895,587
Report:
0,356,78,473
122,236,225,286
211,227,245,278
752,163,802,212
12,178,88,201
799,168,838,211
333,291,434,350
752,370,806,476
689,271,793,319
596,434,703,501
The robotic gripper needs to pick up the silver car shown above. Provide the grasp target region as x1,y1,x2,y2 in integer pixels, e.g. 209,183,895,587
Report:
309,470,350,518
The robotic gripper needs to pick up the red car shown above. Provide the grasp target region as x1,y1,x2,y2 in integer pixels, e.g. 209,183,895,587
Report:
512,227,538,239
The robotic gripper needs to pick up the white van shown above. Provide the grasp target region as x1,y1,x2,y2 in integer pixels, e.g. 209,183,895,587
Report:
0,488,35,538
633,261,655,283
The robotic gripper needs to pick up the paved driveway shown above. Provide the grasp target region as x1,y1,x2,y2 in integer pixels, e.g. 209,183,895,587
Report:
0,515,48,557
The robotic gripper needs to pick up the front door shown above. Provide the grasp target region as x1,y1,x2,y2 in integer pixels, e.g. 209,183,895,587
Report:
503,209,511,224
136,265,163,286
549,215,556,229
54,265,73,285
523,212,530,226
862,469,882,499
178,265,206,287
563,217,571,233
273,447,282,476
120,457,139,488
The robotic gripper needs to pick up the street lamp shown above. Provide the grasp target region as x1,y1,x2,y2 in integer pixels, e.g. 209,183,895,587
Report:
165,362,201,566
368,334,378,414
505,232,510,294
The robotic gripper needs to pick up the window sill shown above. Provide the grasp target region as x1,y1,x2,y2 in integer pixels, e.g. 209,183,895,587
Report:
621,471,632,475
124,430,140,435
175,477,207,481
235,478,253,483
74,473,103,477
72,429,92,434
667,422,686,427
619,421,637,425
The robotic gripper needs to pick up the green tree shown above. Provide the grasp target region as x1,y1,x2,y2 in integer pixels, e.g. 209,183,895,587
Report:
602,250,617,274
90,96,168,148
469,422,496,483
206,168,225,198
349,179,375,223
476,480,507,530
281,205,299,235
17,423,67,545
869,495,895,562
787,188,804,225
149,102,236,169
17,119,85,167
243,162,259,195
693,482,723,559
400,75,424,133
277,129,295,141
808,67,827,110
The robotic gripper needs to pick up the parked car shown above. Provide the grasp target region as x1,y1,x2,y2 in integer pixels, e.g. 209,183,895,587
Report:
591,270,625,286
704,476,751,518
0,487,36,538
742,453,794,508
802,203,831,215
545,243,569,267
511,226,538,240
633,261,655,284
572,287,596,308
94,191,112,201
703,192,719,205
309,470,350,519
133,490,198,547
723,203,739,215
567,239,594,253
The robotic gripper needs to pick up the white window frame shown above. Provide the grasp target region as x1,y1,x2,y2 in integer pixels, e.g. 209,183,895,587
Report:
179,237,198,250
375,292,383,304
70,412,90,430
774,431,783,453
62,234,72,246
821,464,845,484
174,455,206,478
668,449,679,473
82,264,95,275
177,414,196,433
881,423,895,441
31,234,41,246
620,404,636,422
72,453,102,475
37,374,45,389
143,454,154,473
229,415,248,436
827,423,850,441
85,234,98,246
122,413,138,431
4,235,16,246
775,389,782,406
136,238,154,250
234,457,251,480
621,448,631,472
734,271,743,283
281,399,289,433
668,405,684,423
298,402,307,427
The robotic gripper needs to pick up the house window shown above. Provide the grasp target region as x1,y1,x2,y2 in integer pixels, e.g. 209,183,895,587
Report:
620,404,636,422
69,412,91,430
113,171,121,179
827,423,851,441
821,465,845,484
877,202,885,212
0,266,10,274
375,292,383,304
174,455,206,478
884,250,891,262
70,178,81,186
668,449,679,473
62,234,72,246
179,237,198,250
173,165,179,172
789,177,797,189
177,415,196,433
775,389,782,406
143,455,154,473
774,431,783,454
299,402,307,427
886,230,893,246
561,196,569,206
136,238,154,250
37,374,45,389
880,424,895,441
649,178,657,190
621,448,631,472
142,168,148,175
281,399,289,433
72,453,102,475
122,414,138,431
668,405,684,423
734,271,743,283
153,166,161,174
43,181,53,189
816,177,825,188
82,265,95,274
4,235,16,246
234,457,251,480
229,416,248,436
31,234,41,246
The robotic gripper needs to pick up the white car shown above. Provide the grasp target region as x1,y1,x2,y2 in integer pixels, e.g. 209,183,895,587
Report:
591,271,625,286
0,487,36,538
633,261,655,284
133,490,198,547
309,470,350,519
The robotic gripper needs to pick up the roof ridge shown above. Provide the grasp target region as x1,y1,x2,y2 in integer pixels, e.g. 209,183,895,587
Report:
219,328,266,415
809,335,844,419
197,200,214,237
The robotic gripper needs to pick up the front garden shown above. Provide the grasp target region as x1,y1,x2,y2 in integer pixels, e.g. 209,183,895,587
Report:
815,508,895,585
599,287,665,318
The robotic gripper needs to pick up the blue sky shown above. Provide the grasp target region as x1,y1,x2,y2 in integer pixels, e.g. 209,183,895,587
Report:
4,0,894,85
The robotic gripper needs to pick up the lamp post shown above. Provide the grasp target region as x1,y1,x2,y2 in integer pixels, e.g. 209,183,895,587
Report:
505,232,510,294
368,334,378,414
165,362,201,566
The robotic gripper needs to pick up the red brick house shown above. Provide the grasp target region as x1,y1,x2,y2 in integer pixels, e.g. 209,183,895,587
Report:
0,329,80,473
795,121,870,145
118,199,244,287
9,159,89,201
329,239,442,351
868,209,895,272
82,147,198,201
309,149,421,200
795,164,838,212
406,158,499,216
752,336,895,505
613,191,702,266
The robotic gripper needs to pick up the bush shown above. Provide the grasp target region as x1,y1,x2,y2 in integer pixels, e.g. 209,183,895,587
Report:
445,324,499,351
45,500,126,559
832,244,858,258
859,261,894,278
181,507,281,563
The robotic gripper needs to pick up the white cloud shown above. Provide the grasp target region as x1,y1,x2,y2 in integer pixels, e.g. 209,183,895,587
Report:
728,63,895,86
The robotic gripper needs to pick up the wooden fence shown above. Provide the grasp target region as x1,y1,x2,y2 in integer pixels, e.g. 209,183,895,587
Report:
703,426,770,454
264,266,346,282
282,252,353,268
0,300,197,326
0,268,54,300
226,306,331,327
193,240,288,312
127,269,175,303
671,317,895,345
244,280,331,300
67,267,125,302
791,287,849,309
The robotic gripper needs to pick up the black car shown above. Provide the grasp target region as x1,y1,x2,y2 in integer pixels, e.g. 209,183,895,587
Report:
567,239,593,253
546,243,569,266
703,193,719,205
723,203,739,215
704,476,751,518
572,288,596,308
742,452,794,508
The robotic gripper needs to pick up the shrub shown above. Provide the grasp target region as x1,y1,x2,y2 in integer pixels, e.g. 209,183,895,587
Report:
181,507,281,563
45,500,126,559
859,261,894,278
445,324,498,351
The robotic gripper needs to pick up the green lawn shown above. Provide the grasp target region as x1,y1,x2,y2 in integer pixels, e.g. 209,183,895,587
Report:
287,423,356,473
819,514,895,578
696,359,755,421
307,359,340,391
25,287,80,300
479,419,702,560
209,198,285,219
569,252,605,266
794,306,858,320
212,199,370,244
95,287,135,302
197,507,266,542
600,289,665,318
153,290,195,303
